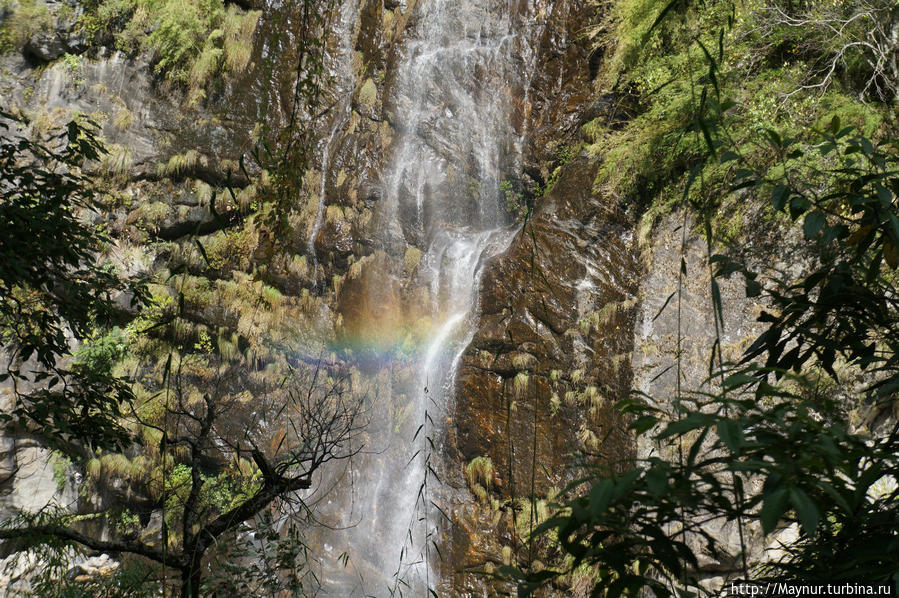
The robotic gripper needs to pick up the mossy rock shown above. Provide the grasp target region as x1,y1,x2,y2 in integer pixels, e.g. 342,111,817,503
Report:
358,78,378,110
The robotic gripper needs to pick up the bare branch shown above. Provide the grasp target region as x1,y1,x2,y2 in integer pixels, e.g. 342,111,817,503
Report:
0,525,184,568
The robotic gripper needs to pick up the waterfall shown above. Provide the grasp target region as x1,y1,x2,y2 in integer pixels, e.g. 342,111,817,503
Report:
307,0,539,594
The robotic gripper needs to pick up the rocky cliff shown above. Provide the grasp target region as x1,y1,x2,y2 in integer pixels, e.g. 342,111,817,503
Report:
0,0,836,594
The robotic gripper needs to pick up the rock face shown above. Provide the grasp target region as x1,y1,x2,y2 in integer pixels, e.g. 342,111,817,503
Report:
630,211,768,582
446,157,640,591
0,0,632,590
20,0,87,63
628,209,824,586
0,0,746,594
453,158,637,494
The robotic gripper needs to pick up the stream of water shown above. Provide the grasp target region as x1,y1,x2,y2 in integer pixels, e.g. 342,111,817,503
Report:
308,0,538,594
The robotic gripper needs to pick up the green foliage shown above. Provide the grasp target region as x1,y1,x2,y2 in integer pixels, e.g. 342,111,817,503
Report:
732,123,899,396
0,109,147,449
51,452,72,491
509,383,899,597
163,462,262,535
1,0,345,594
585,0,884,228
501,179,527,220
73,328,128,379
79,0,260,94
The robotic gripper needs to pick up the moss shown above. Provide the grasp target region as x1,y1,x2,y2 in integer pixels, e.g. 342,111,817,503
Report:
325,204,345,223
513,371,529,394
511,352,535,371
51,452,72,491
288,254,308,279
128,200,169,229
513,496,552,540
381,8,394,37
112,105,134,131
465,456,495,489
158,149,205,177
465,456,496,504
358,78,378,109
189,44,223,88
403,247,421,272
587,0,886,246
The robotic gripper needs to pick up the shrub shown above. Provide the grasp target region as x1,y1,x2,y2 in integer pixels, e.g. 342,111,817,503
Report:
83,0,260,94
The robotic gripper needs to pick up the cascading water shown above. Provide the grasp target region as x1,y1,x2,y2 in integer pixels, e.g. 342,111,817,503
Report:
307,0,540,594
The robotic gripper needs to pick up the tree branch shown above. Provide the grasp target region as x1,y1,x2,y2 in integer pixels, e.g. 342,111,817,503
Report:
0,525,185,568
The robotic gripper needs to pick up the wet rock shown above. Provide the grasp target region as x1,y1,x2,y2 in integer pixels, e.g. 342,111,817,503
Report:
0,438,73,516
336,252,405,356
356,0,386,72
452,158,637,496
446,156,639,593
23,34,68,63
630,209,775,578
314,210,356,264
66,553,119,581
522,0,598,172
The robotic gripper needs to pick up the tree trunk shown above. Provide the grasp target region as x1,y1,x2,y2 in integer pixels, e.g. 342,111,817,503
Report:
180,562,202,598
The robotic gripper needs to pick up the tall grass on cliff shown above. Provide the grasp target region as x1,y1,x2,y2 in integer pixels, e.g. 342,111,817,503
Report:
501,0,899,594
77,0,260,104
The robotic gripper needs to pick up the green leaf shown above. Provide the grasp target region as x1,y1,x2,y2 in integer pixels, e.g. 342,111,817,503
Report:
662,413,715,437
646,465,669,497
761,487,788,533
789,487,820,536
195,239,212,267
647,0,680,34
803,211,826,239
876,184,893,206
746,277,762,297
631,415,659,435
772,184,789,211
590,479,615,517
723,372,756,389
717,419,745,452
860,137,874,155
789,195,811,218
829,115,840,135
